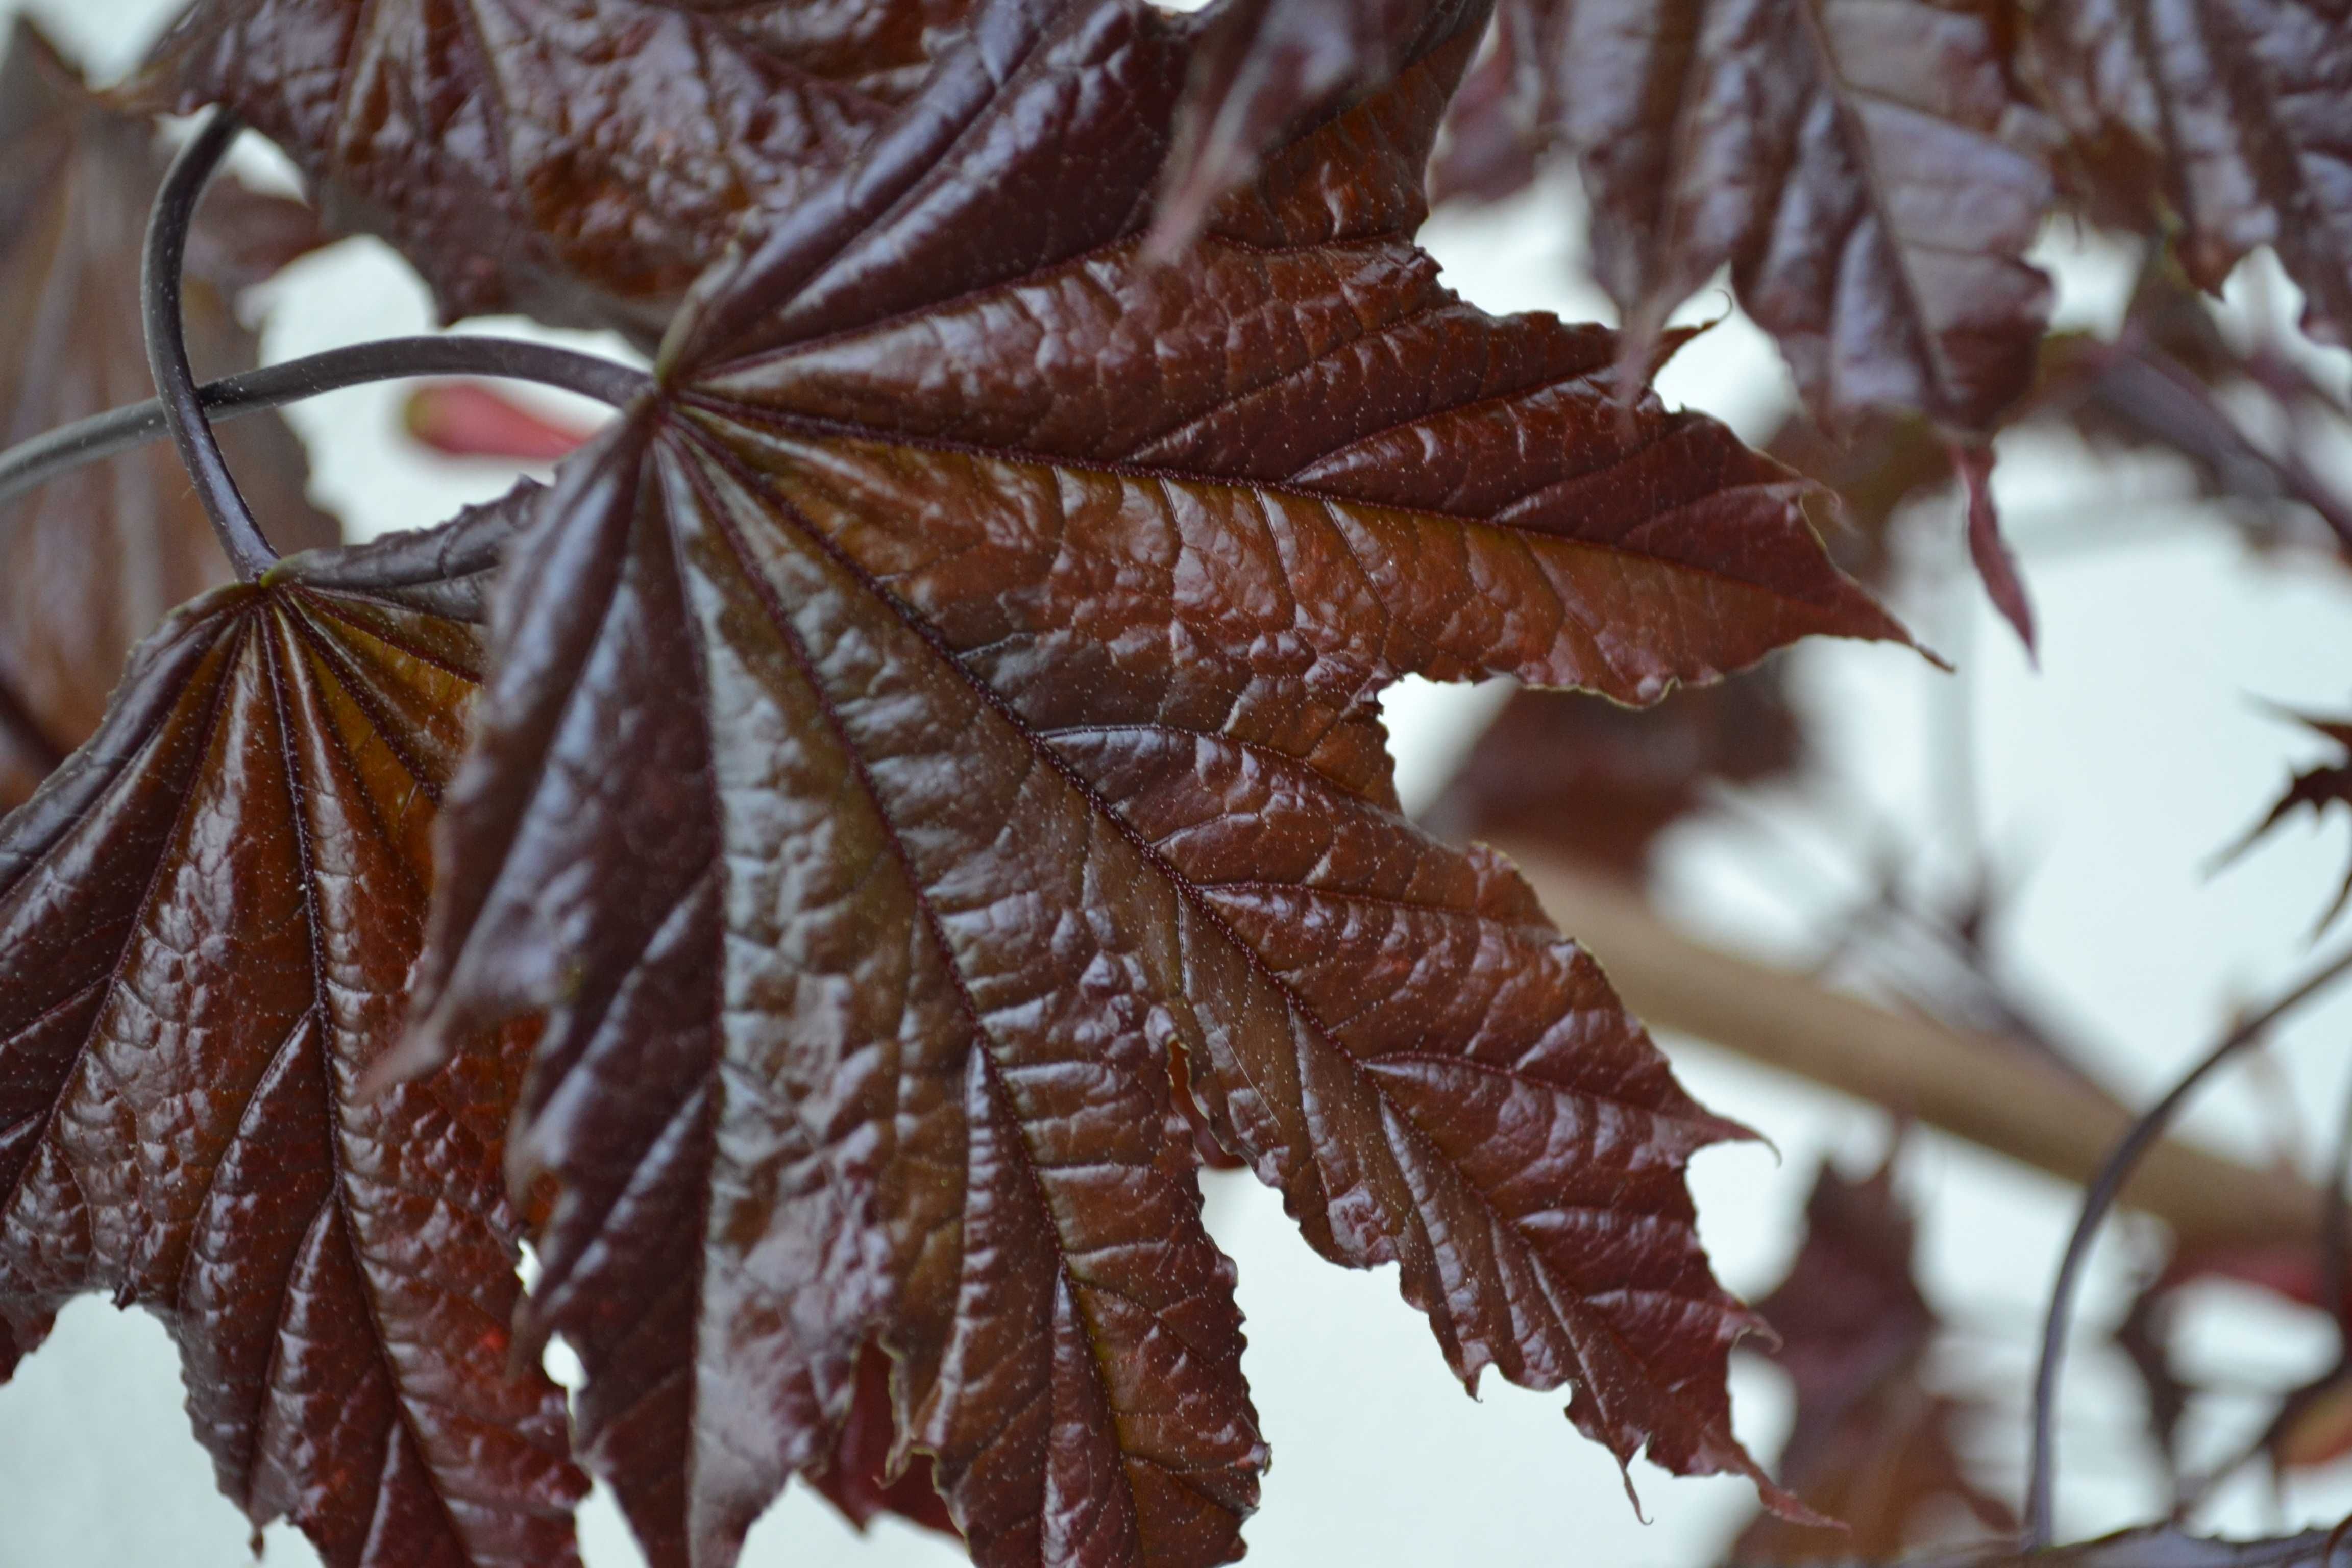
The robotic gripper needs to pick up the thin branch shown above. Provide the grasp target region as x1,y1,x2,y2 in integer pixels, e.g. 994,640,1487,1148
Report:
2319,1066,2352,1344
1849,867,2111,1095
1511,845,2352,1543
2025,944,2352,1547
143,110,275,579
2172,1059,2352,1520
2096,338,2352,553
0,337,649,511
1504,846,2326,1250
1692,787,2089,1084
1935,519,1984,855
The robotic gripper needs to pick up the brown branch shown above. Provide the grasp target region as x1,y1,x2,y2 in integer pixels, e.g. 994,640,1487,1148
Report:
1505,844,2322,1252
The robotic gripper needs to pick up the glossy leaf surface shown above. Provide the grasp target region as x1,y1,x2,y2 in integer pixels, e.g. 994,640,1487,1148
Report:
804,1341,960,1539
0,19,336,813
1425,1,1544,204
1760,264,2352,644
2026,0,2352,346
1154,0,1469,247
396,2,1904,1564
1433,0,2057,434
0,490,585,1568
132,0,975,337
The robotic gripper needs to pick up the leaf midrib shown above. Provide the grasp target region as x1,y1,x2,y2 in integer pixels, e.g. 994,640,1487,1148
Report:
1788,0,1993,419
256,609,483,1561
676,415,1665,1400
676,427,1239,1551
678,396,1854,625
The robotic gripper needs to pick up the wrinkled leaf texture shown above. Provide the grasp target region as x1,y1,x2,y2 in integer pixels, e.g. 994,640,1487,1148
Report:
1416,0,2060,643
0,490,585,1568
1153,0,1467,248
385,1,1907,1565
0,19,336,813
1427,0,2058,435
132,0,975,338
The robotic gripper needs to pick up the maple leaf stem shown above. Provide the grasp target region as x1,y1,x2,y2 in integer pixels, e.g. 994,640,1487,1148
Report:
144,109,281,580
2324,1080,2352,1348
0,337,649,514
2025,940,2352,1548
2172,1066,2352,1518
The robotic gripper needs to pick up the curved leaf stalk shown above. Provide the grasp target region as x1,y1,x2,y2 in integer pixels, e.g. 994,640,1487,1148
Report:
2172,1062,2352,1517
2026,941,2352,1546
142,109,277,579
0,339,651,511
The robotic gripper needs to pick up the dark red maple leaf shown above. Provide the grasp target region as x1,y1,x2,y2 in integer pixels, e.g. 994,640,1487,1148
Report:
1426,0,2057,437
130,0,978,337
2034,265,2352,557
1408,0,2060,642
1954,442,2037,652
1425,0,1544,204
370,2,1906,1565
1154,0,1467,247
2024,0,2352,348
1729,1155,2016,1563
804,1341,961,1539
1757,259,2352,647
0,488,585,1568
2226,708,2352,930
0,18,337,813
1426,675,1803,880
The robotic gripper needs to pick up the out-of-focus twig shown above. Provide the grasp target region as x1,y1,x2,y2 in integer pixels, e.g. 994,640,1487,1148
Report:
2024,941,2352,1544
1503,844,2329,1254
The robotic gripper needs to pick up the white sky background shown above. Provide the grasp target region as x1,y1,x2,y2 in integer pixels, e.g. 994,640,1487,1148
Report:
7,4,2352,1565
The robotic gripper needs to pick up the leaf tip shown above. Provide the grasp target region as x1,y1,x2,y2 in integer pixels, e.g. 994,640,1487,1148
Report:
1952,444,2038,659
403,382,600,463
